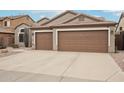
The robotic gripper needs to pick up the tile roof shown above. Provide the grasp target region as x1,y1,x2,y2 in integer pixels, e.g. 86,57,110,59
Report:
0,15,29,21
37,17,49,23
31,21,117,30
32,10,116,29
0,27,14,33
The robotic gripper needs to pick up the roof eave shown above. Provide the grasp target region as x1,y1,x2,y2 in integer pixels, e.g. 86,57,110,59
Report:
37,17,49,23
31,22,117,30
0,32,14,34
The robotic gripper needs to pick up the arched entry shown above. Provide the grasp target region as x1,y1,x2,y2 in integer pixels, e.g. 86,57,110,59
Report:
15,24,31,47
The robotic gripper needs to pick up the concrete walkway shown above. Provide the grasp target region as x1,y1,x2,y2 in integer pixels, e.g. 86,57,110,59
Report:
0,50,123,82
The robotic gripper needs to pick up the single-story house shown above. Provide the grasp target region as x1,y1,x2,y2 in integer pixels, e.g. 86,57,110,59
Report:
31,11,116,53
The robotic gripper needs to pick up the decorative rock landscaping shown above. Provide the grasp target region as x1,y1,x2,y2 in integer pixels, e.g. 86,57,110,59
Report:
0,47,16,57
0,49,8,53
0,47,27,58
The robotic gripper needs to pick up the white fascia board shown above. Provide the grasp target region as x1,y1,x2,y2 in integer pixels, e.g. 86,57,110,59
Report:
33,30,53,49
55,27,110,47
33,30,53,33
33,27,111,49
56,27,109,31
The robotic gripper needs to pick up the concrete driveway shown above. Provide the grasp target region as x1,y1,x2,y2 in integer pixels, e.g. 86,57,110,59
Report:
0,50,122,82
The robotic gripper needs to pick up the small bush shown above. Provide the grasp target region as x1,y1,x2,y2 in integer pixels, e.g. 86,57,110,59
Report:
1,49,8,53
0,43,6,49
10,44,19,48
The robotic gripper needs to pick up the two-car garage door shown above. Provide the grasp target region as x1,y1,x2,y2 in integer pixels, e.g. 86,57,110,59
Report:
58,30,108,53
35,30,108,52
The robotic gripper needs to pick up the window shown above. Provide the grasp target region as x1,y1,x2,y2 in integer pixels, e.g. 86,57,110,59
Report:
4,21,7,26
120,27,124,31
120,27,122,30
4,21,10,27
20,29,25,32
19,34,24,42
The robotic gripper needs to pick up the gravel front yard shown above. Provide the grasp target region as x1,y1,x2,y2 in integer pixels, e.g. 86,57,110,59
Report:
111,51,124,71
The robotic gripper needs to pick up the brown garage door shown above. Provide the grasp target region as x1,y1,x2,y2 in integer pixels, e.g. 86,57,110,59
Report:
35,32,53,50
58,30,108,52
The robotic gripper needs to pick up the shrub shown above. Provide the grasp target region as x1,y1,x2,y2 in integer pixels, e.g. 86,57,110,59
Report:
10,44,19,48
1,49,8,53
0,43,6,49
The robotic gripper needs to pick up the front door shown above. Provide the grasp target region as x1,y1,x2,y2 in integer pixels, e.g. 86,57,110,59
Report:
19,32,25,47
18,28,29,47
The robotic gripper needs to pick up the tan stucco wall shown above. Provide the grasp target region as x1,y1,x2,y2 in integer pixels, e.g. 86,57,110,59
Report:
11,17,34,29
0,18,11,27
15,24,30,47
0,16,34,31
116,17,124,34
33,26,115,53
53,29,58,51
108,26,116,53
0,21,2,26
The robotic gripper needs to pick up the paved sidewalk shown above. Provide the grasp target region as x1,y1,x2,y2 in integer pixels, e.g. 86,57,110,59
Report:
107,72,124,82
111,51,124,71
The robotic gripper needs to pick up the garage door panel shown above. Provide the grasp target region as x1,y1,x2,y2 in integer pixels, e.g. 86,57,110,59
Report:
36,32,53,50
58,31,108,52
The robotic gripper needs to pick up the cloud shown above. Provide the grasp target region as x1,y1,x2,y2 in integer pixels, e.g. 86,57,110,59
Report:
49,10,65,15
102,10,124,16
30,10,65,18
40,15,46,18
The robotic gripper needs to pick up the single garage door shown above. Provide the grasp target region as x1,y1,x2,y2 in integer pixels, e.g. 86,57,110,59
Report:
35,32,53,50
58,30,108,52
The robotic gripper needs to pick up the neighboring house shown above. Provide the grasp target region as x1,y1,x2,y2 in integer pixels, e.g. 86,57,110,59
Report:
0,31,14,47
115,13,124,50
37,17,49,25
0,15,34,47
31,11,116,53
32,17,50,28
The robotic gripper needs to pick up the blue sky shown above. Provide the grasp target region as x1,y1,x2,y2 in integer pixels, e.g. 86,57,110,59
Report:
0,10,122,22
